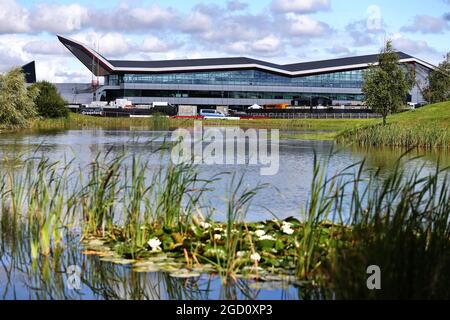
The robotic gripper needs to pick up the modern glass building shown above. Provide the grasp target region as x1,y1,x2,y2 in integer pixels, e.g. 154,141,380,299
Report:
58,35,434,108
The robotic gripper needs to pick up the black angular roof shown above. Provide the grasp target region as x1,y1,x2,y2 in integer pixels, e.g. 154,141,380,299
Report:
109,57,282,69
58,35,433,76
21,61,36,83
282,52,414,72
109,52,415,71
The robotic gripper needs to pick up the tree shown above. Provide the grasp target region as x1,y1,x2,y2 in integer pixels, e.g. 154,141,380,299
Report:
362,40,415,125
423,53,450,104
29,81,69,118
0,68,38,128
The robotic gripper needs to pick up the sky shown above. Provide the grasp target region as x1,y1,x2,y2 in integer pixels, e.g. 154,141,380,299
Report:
0,0,449,83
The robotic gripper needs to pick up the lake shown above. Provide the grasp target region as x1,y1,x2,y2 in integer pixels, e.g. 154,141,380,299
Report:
0,127,448,300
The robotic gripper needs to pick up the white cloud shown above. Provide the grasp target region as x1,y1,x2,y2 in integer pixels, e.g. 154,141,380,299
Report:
391,33,437,54
271,0,330,14
0,0,30,34
93,4,176,32
128,5,174,27
36,58,91,83
345,19,384,47
140,36,179,53
401,15,449,34
225,34,284,57
285,14,331,37
0,35,29,72
251,35,283,55
0,46,26,72
71,32,133,58
24,40,68,56
31,3,89,34
180,11,213,33
227,1,249,11
326,45,355,56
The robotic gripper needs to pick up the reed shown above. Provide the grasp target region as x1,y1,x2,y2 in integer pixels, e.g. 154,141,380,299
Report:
338,122,450,148
300,151,450,298
206,174,268,280
1,144,450,298
338,101,450,148
31,112,372,132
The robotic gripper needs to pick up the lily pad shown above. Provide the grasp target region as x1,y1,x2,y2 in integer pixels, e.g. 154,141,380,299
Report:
257,239,276,251
169,269,201,278
203,245,226,259
136,254,169,263
83,239,106,247
100,256,136,264
192,264,216,273
133,263,161,273
190,225,204,237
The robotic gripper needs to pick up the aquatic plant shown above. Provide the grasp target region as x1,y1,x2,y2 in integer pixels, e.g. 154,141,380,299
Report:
1,144,450,299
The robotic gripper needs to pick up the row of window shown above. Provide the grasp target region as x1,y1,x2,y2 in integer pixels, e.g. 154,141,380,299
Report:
106,69,364,88
104,89,364,101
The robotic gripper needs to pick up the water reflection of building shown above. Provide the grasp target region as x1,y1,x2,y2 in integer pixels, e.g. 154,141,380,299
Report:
57,35,434,109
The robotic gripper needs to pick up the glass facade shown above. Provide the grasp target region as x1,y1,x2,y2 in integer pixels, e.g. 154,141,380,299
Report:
105,89,363,101
105,69,364,88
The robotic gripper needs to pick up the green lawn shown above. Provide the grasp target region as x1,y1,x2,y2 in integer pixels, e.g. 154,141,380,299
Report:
387,101,450,128
338,101,450,148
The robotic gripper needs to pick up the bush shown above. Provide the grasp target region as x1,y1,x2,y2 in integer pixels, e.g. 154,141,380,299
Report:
29,81,69,118
0,68,38,128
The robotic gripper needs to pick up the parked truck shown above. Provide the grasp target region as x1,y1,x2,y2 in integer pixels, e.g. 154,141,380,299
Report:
109,99,133,109
152,101,169,108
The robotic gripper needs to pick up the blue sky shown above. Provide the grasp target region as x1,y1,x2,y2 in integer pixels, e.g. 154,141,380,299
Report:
1,0,449,82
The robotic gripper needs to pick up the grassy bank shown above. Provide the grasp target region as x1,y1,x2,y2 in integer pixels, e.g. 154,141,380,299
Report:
338,101,450,148
13,102,450,148
2,148,450,298
31,112,373,132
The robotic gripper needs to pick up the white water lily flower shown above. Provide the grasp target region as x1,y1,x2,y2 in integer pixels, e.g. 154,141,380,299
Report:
250,252,261,262
148,238,162,252
254,230,266,237
281,225,295,235
281,221,295,235
282,221,293,228
214,234,222,240
200,221,211,229
258,234,275,241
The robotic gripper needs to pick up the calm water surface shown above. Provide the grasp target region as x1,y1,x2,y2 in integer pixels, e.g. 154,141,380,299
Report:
0,127,448,300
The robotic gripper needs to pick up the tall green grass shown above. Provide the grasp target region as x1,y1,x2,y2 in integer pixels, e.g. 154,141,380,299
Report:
1,146,450,298
338,122,450,148
30,112,372,132
299,151,450,298
338,101,450,148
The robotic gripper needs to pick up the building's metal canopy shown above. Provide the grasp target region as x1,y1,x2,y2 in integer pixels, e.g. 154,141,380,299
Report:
58,35,435,77
21,61,36,83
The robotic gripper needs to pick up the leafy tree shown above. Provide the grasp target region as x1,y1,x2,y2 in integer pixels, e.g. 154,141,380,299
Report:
29,81,69,118
423,53,450,104
362,40,415,125
0,68,38,128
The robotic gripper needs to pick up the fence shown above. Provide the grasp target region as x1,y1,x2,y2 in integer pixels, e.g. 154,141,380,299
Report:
248,112,382,119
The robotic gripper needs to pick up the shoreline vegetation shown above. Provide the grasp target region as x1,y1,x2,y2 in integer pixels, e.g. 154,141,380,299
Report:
338,101,450,148
2,148,450,298
30,112,373,132
19,100,449,147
